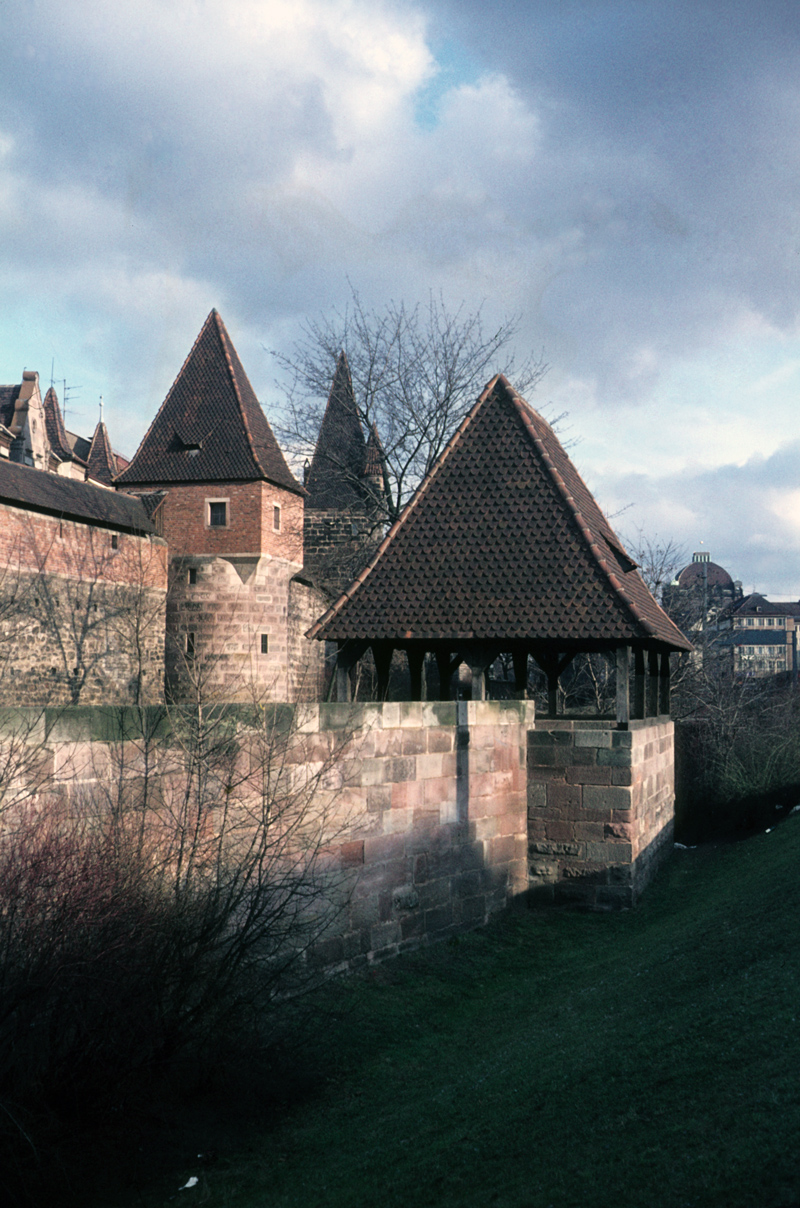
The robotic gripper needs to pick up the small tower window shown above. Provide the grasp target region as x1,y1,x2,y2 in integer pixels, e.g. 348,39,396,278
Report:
186,633,195,659
188,567,197,585
208,500,228,527
260,634,269,654
273,504,281,533
111,535,118,550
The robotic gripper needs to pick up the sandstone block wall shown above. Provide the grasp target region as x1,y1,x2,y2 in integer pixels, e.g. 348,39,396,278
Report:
288,700,534,967
25,699,533,969
527,718,675,908
166,554,324,702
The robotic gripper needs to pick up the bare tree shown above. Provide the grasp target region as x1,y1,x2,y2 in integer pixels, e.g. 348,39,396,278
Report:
273,286,548,527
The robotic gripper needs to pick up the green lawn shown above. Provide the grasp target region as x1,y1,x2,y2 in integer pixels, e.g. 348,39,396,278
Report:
122,818,800,1208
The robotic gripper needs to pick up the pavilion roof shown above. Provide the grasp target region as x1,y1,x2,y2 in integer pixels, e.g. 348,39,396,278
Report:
307,375,691,651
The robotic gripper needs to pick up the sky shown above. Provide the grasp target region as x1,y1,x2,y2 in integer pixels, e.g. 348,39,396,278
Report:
2,0,800,594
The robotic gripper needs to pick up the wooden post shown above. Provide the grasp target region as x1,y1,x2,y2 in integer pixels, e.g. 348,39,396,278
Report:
372,642,393,701
633,647,645,719
647,648,659,717
616,645,630,729
336,642,351,703
436,650,452,700
659,650,671,716
407,648,425,701
513,650,528,699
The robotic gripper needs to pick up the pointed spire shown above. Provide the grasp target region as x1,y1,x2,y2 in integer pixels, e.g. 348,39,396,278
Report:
364,421,383,480
305,351,367,510
42,385,74,461
116,310,301,493
86,420,117,486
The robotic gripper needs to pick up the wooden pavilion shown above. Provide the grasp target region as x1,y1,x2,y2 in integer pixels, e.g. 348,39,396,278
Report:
307,375,691,727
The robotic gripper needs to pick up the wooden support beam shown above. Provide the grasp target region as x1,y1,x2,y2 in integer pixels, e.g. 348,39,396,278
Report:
633,647,645,720
616,645,630,729
407,648,426,701
659,650,671,716
512,650,528,699
372,642,393,701
334,640,369,703
436,650,452,700
647,648,660,717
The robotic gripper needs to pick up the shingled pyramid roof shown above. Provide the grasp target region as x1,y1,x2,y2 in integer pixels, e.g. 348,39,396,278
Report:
308,375,691,651
305,351,366,509
43,387,75,462
86,420,117,486
116,310,301,493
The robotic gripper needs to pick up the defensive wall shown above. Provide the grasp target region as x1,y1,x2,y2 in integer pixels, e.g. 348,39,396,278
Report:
6,703,675,966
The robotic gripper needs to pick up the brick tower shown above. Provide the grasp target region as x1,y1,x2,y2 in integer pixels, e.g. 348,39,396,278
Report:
116,310,324,701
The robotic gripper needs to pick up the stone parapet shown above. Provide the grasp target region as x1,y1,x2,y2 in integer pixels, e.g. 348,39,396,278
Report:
527,718,675,908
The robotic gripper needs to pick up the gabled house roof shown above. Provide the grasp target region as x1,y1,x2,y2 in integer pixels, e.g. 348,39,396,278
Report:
0,458,155,534
305,351,367,510
729,593,800,618
116,310,301,494
308,375,691,651
86,420,117,486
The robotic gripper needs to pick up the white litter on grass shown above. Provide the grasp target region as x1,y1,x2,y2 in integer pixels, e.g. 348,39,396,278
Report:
792,805,800,814
766,829,772,834
179,1177,199,1190
674,842,688,849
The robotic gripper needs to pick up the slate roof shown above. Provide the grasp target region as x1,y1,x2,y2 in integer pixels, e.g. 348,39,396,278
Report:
86,420,117,486
0,385,20,431
305,351,367,509
308,375,692,650
43,387,75,462
116,310,301,494
0,458,155,533
729,593,800,618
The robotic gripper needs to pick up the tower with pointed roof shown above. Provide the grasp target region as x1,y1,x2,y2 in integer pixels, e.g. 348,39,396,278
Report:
303,351,384,596
117,310,325,701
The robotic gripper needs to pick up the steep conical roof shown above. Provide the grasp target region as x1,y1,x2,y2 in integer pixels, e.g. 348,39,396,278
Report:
305,351,366,509
308,375,691,650
116,310,301,493
43,386,74,461
86,420,117,486
364,421,383,480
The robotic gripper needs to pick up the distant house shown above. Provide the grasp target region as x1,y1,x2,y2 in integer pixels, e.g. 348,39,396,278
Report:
0,370,128,487
720,593,800,679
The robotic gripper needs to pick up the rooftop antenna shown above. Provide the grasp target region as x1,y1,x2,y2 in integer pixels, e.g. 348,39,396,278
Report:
50,358,54,390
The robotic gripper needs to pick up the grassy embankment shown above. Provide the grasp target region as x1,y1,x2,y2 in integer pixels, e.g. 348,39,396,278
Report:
109,817,800,1208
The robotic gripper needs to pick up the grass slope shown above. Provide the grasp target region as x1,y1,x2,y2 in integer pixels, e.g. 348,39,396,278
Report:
136,819,800,1208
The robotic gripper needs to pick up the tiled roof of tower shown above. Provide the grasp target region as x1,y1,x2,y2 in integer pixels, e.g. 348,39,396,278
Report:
116,310,301,494
86,420,117,485
43,387,75,462
305,351,366,509
308,375,692,650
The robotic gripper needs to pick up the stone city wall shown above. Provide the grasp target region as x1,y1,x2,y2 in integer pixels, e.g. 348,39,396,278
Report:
527,718,675,908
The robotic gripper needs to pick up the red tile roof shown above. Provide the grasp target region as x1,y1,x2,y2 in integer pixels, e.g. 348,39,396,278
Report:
116,310,301,494
308,375,692,650
305,351,367,510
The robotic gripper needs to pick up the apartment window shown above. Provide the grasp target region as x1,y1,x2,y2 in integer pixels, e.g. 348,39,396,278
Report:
111,534,118,550
207,500,228,527
188,567,197,585
261,634,269,654
273,504,281,533
186,632,195,659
